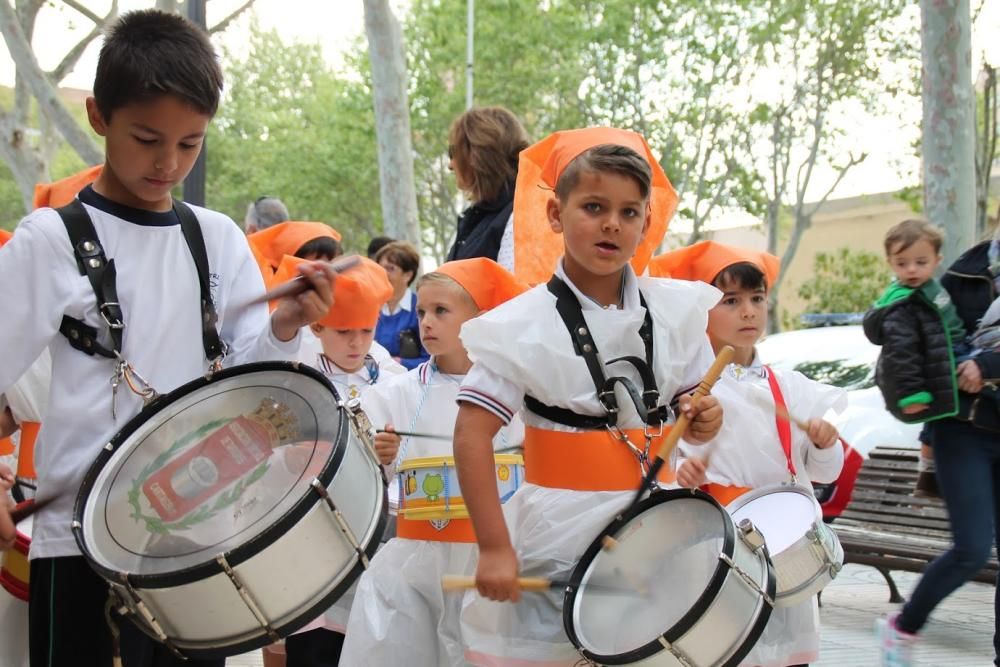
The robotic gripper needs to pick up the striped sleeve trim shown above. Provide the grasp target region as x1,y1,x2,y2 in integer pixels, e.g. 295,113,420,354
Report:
457,387,515,425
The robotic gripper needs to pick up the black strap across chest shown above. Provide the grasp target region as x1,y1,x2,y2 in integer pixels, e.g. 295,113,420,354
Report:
523,275,666,429
56,199,224,361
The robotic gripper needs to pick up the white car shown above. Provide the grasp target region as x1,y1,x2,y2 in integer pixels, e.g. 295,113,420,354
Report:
757,324,921,458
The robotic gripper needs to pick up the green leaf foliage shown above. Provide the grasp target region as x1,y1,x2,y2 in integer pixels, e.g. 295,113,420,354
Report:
797,247,891,314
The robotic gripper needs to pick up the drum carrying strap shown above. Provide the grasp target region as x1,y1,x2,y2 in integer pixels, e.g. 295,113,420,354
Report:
56,199,225,362
523,276,666,429
764,365,796,479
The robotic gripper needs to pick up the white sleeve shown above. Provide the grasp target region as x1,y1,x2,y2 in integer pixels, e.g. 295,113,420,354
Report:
673,336,717,401
457,362,523,426
4,350,51,424
0,213,76,395
803,439,845,484
496,212,515,272
219,242,301,365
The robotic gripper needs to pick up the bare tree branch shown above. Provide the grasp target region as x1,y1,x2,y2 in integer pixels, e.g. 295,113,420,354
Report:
208,0,254,35
50,1,118,82
61,0,104,25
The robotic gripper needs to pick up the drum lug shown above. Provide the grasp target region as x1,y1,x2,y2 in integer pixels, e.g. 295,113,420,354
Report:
111,577,186,659
737,518,766,553
216,554,281,645
720,551,775,608
656,636,696,667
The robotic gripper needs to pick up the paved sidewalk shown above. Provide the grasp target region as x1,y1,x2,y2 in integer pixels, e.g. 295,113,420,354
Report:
230,564,996,666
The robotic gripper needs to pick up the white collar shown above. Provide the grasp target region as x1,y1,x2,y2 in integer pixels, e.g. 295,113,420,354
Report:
382,288,413,315
554,258,640,311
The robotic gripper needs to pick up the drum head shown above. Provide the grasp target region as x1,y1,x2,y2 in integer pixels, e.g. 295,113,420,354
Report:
567,491,731,660
729,486,818,555
76,363,345,579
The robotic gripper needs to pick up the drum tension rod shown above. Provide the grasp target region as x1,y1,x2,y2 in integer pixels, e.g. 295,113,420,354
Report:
807,527,844,577
655,636,696,667
719,552,775,608
310,478,370,568
216,554,281,644
112,577,185,659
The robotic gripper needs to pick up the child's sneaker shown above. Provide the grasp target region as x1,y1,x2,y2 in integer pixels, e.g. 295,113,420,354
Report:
876,612,917,666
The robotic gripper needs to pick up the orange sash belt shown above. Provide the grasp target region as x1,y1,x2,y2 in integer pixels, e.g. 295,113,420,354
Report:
17,422,39,479
700,483,752,506
396,516,477,543
524,426,675,491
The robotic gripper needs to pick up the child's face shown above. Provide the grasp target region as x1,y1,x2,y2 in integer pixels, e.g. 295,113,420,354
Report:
86,94,210,212
415,281,479,358
707,281,768,354
547,170,650,279
312,326,376,373
888,239,942,288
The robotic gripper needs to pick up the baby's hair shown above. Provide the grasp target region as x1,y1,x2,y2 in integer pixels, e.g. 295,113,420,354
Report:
414,272,477,310
884,219,943,256
713,262,768,292
554,144,652,202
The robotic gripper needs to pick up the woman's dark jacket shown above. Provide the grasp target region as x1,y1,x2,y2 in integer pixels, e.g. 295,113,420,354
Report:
446,180,515,262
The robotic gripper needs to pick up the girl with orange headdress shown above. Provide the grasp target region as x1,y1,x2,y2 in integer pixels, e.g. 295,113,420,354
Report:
654,240,845,667
451,129,724,664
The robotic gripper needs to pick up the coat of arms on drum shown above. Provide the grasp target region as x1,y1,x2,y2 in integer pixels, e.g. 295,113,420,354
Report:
127,399,299,534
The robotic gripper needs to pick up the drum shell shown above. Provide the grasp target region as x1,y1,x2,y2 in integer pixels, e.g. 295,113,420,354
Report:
564,490,776,667
73,362,387,659
1,513,31,601
726,485,844,608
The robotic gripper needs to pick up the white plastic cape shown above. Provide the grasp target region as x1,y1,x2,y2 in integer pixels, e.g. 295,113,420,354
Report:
458,275,721,665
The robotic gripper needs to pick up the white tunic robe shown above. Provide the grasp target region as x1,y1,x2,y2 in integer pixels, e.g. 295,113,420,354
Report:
340,360,524,667
456,262,720,665
678,356,846,667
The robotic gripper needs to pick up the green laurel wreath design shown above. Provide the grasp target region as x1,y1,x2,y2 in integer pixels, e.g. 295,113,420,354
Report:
127,418,271,535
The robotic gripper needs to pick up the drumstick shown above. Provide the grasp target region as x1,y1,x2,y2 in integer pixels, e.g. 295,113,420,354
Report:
440,575,646,596
246,255,362,305
774,403,812,432
603,346,734,551
10,497,50,524
376,429,452,441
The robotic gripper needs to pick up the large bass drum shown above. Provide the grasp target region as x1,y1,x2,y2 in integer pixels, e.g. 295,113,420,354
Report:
563,489,775,666
73,362,387,659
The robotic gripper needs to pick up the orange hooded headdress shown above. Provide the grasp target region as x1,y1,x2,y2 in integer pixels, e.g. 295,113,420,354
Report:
33,164,103,209
248,221,342,289
0,229,11,247
512,127,677,285
275,255,391,329
432,258,528,311
648,240,780,288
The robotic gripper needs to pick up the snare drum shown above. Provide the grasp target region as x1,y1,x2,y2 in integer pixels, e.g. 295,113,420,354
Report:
73,362,387,659
396,454,523,520
727,484,843,607
563,489,775,666
0,510,31,601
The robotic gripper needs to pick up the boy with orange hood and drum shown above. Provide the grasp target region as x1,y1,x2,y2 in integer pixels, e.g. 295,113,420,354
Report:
452,128,723,665
653,240,845,666
340,258,527,667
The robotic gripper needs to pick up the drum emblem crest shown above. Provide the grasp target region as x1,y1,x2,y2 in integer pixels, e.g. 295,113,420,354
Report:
127,399,298,534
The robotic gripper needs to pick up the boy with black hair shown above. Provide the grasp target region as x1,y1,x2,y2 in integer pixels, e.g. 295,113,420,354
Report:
453,128,722,664
0,10,336,667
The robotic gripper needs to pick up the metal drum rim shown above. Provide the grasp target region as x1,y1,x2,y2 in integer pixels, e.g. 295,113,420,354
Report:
562,488,738,665
72,361,350,589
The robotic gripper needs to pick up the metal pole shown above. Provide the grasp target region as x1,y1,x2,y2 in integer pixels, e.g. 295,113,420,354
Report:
183,0,207,206
466,0,474,110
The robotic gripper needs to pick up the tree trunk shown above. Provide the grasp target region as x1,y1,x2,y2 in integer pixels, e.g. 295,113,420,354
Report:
363,0,421,249
920,0,977,266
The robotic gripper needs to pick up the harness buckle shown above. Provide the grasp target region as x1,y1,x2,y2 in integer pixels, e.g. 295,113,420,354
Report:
99,302,124,329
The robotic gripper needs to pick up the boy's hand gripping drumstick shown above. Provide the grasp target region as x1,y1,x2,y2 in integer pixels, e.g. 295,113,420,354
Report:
603,345,733,550
247,254,362,305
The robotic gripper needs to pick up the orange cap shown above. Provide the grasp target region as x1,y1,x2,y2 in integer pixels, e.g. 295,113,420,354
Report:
33,164,103,209
247,221,342,288
0,229,11,247
432,258,529,311
648,240,780,288
274,255,391,329
512,127,677,285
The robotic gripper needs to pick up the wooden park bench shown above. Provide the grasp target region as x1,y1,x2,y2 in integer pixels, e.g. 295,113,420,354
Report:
830,445,999,603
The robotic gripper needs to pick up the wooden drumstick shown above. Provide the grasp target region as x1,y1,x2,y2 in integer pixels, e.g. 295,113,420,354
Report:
10,497,50,525
247,254,362,305
376,429,452,441
441,575,557,592
774,403,811,432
